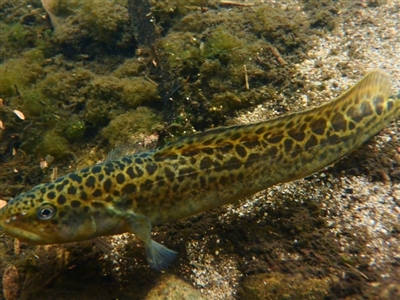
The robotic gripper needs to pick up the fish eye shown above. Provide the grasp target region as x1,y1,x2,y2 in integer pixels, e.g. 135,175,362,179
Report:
37,204,57,220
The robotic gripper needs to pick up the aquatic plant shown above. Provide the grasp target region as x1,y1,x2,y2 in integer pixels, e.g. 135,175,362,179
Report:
102,107,162,147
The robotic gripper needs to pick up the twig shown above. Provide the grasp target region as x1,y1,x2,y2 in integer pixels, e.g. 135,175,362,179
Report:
243,65,249,90
343,263,369,280
270,45,287,65
220,1,255,7
143,73,158,86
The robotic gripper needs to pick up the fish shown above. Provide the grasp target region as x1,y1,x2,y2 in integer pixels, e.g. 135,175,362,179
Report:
0,70,398,270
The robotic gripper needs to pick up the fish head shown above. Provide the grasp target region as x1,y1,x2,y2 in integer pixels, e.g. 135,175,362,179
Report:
0,183,97,244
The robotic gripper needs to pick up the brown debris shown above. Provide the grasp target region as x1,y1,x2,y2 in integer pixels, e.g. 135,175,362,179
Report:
0,200,7,209
2,265,20,300
40,0,59,28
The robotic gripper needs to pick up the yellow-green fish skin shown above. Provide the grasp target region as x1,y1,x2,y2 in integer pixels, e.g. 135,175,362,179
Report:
0,70,398,270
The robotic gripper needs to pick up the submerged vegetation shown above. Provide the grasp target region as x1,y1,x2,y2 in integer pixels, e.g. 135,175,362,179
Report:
0,0,338,162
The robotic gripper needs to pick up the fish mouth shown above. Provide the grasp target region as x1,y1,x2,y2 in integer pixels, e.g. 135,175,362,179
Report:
0,221,52,244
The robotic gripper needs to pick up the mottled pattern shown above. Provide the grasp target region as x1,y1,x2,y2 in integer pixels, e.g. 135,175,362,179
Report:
0,71,398,249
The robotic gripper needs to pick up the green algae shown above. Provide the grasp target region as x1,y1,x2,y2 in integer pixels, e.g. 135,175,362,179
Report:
0,0,341,162
149,0,207,25
204,27,243,63
121,78,160,108
64,118,86,142
155,3,321,132
0,3,53,63
101,106,163,147
86,75,123,103
39,68,94,102
23,47,45,64
6,23,29,48
50,0,81,16
19,89,48,118
163,31,203,70
241,272,337,300
303,0,339,32
83,98,113,126
112,58,146,78
35,130,70,158
79,0,129,42
0,58,44,97
49,0,133,57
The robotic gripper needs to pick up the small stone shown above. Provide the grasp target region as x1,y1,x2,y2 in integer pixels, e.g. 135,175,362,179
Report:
145,274,205,300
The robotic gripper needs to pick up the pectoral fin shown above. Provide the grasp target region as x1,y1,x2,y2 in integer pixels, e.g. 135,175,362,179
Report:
125,213,177,270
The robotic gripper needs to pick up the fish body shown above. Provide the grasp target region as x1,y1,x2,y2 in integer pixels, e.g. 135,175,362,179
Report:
0,71,398,270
